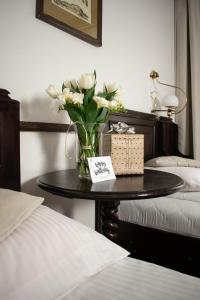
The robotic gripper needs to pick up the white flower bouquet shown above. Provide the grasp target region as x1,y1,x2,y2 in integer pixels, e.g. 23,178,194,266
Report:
46,71,125,178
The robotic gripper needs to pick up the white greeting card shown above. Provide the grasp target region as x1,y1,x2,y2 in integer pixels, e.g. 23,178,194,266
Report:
87,156,116,183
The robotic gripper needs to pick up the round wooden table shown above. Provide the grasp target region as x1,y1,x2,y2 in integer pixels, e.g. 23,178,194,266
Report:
37,169,184,241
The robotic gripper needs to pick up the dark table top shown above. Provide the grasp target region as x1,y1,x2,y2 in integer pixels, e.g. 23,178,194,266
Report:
37,169,184,201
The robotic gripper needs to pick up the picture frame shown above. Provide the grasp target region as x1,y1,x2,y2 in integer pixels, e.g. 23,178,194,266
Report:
36,0,102,47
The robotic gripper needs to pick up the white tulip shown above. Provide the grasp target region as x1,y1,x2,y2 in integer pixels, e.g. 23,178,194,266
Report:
109,99,118,109
72,93,84,104
63,79,78,89
78,73,95,89
62,89,84,105
57,94,65,102
46,85,60,99
93,96,109,108
63,81,71,88
62,88,71,96
109,98,125,111
104,82,121,96
70,79,78,89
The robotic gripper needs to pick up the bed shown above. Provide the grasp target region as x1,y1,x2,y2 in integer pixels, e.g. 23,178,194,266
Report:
105,114,200,277
1,88,200,300
119,188,200,276
1,189,200,300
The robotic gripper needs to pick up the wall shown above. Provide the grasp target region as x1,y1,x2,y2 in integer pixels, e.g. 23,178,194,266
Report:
0,0,175,228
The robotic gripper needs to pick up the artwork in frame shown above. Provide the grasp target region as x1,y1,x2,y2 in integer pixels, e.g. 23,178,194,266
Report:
36,0,102,47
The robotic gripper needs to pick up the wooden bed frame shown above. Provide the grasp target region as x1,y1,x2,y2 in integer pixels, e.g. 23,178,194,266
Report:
1,88,199,277
0,89,20,191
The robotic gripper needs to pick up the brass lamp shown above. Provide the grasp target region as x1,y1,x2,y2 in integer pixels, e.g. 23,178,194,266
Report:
150,70,187,118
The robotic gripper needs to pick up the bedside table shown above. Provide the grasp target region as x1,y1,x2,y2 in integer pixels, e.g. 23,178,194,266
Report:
37,169,183,241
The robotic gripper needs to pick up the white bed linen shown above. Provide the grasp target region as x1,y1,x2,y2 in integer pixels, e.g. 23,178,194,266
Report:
63,257,200,300
0,205,128,300
145,166,200,191
1,203,200,300
119,192,200,238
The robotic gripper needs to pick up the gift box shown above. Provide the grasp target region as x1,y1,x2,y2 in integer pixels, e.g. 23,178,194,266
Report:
102,133,144,175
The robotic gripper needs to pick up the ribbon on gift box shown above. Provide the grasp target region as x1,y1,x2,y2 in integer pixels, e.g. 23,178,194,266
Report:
107,122,136,134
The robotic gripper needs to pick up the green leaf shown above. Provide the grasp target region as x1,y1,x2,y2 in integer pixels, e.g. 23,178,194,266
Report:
70,82,79,93
97,91,107,98
85,100,98,123
65,105,84,123
96,107,109,123
105,90,117,100
97,90,116,101
75,123,88,145
62,83,65,91
83,86,95,106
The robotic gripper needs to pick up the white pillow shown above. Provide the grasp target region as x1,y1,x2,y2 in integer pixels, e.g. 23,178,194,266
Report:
145,156,200,168
0,188,44,241
145,166,200,192
0,205,129,300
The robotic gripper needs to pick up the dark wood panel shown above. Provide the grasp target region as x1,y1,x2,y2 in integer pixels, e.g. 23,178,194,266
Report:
0,116,3,171
0,89,20,191
20,110,180,162
155,116,179,156
20,110,157,161
19,110,155,131
20,121,70,132
118,220,200,277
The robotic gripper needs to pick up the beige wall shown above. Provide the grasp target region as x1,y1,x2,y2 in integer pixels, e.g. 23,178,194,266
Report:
0,0,175,228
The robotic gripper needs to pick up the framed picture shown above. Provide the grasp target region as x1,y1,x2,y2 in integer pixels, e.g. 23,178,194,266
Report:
36,0,102,47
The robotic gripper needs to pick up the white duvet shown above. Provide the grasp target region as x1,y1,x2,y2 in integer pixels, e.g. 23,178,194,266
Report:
63,257,200,300
119,191,200,237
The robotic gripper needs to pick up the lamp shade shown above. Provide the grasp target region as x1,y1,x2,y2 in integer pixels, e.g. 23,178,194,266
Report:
162,94,179,108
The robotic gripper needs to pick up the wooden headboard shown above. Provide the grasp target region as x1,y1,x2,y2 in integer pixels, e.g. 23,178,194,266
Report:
108,110,179,161
0,89,179,191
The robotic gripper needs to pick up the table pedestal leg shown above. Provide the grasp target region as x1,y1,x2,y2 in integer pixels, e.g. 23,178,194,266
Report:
95,200,120,242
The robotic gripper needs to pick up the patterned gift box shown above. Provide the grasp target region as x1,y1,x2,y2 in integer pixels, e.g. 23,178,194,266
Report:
102,134,144,175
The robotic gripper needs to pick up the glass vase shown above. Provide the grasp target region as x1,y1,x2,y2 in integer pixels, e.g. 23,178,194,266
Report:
74,122,105,179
